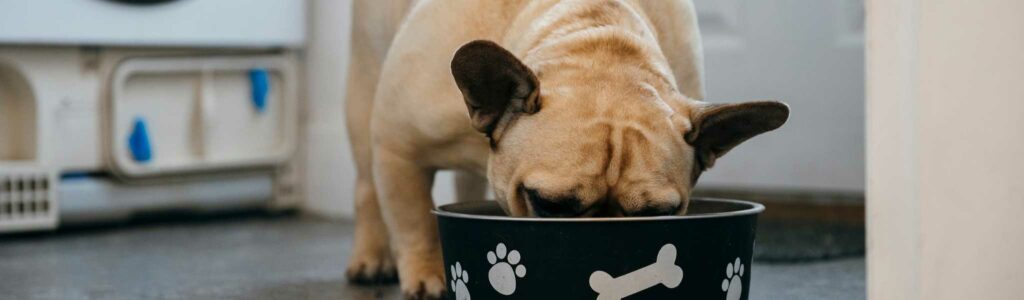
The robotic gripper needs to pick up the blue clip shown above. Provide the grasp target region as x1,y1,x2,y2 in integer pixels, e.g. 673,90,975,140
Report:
249,69,270,113
128,117,153,163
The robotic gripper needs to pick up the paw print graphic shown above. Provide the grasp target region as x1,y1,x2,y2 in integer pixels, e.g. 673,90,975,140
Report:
487,243,526,295
721,257,744,300
450,262,471,300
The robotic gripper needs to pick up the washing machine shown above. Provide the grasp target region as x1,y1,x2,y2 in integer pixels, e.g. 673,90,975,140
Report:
0,0,306,232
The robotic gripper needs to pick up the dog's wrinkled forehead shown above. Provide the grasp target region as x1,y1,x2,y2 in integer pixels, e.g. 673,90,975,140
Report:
452,40,789,217
494,85,693,205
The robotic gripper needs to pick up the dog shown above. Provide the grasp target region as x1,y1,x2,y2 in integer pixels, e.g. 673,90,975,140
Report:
344,0,789,298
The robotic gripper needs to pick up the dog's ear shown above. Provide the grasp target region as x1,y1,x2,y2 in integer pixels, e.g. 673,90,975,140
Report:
685,101,789,169
451,40,540,136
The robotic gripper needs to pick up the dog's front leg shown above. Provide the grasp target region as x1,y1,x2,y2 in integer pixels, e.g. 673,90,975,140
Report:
346,174,397,284
373,147,446,299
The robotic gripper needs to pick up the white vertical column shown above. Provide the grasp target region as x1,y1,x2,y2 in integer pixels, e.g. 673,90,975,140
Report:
867,0,1024,298
866,0,920,298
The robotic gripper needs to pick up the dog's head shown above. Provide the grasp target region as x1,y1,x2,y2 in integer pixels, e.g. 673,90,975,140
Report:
451,40,788,217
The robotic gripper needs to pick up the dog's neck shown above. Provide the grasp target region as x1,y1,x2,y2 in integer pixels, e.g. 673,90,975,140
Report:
504,0,682,100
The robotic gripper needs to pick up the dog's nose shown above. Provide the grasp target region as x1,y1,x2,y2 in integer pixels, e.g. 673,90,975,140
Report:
623,204,681,217
524,188,587,217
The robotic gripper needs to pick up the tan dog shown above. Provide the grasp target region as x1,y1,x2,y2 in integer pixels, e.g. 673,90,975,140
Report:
344,0,788,298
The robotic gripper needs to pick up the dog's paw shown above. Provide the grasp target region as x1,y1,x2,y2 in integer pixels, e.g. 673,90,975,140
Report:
346,250,398,285
399,258,446,300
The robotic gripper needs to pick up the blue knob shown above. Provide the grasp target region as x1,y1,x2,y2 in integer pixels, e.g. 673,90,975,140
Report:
128,117,153,163
249,69,270,113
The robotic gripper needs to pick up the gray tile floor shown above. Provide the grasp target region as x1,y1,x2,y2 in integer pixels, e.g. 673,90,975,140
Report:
0,214,864,299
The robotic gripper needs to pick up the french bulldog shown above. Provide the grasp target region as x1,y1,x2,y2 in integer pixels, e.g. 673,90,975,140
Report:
343,0,788,298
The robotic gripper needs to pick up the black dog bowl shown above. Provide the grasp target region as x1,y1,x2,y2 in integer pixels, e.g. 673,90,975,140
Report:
435,198,763,300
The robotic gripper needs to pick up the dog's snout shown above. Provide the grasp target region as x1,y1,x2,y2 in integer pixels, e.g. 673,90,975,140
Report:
529,198,583,217
523,188,587,217
623,204,681,217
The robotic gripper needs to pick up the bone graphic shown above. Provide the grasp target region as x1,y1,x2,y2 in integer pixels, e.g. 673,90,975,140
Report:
588,244,683,300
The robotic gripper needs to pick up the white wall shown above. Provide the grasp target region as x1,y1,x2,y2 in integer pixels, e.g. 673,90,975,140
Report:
693,0,865,192
867,0,1024,298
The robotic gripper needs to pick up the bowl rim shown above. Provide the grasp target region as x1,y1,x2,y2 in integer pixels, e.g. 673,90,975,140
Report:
433,197,765,222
